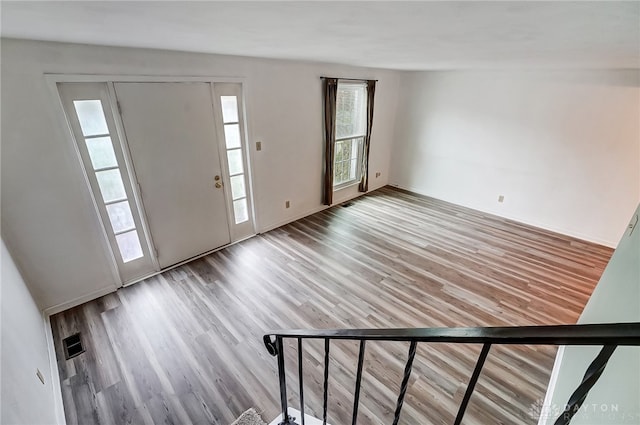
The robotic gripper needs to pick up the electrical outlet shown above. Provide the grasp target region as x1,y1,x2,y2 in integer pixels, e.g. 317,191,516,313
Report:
285,200,290,209
36,369,45,385
375,172,381,178
498,195,504,203
629,214,638,236
256,141,262,151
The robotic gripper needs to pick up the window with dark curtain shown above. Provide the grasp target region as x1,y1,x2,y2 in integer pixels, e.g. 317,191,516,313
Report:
322,78,376,206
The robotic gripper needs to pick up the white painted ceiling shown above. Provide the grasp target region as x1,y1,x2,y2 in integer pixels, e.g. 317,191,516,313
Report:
1,1,639,70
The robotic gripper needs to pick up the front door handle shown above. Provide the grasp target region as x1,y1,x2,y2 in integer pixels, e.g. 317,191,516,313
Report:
215,181,223,189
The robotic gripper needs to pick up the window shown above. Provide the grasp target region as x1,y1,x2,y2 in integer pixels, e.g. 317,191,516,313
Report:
334,82,367,188
220,95,249,224
72,99,144,263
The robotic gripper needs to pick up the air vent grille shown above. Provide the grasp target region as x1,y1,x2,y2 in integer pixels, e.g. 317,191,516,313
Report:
63,333,85,360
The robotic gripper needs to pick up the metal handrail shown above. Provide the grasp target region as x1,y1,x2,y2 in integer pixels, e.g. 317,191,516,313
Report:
263,322,640,425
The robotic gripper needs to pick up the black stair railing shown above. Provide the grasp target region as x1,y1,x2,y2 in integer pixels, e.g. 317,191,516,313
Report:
264,322,640,425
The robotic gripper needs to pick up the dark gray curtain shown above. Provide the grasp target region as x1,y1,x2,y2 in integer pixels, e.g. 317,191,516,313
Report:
323,78,338,205
359,80,377,193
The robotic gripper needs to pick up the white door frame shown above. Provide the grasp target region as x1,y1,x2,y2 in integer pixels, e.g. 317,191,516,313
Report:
46,74,258,287
211,82,256,242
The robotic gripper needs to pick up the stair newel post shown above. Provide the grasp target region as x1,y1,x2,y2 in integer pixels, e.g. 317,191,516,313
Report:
264,335,298,425
276,336,292,424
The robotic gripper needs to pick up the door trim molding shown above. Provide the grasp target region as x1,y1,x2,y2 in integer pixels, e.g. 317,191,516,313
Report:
45,74,248,84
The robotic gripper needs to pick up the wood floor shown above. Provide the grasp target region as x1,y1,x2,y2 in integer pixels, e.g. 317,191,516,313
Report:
51,187,613,425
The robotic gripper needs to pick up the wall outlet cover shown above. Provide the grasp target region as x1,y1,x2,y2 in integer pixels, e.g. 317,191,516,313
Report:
36,369,45,385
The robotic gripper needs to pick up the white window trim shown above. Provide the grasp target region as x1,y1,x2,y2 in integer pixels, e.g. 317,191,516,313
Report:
333,81,367,191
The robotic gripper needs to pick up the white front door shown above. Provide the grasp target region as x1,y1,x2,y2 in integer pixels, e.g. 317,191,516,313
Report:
114,82,231,269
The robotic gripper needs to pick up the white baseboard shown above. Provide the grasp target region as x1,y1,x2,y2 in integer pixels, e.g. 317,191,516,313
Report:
43,285,117,316
258,190,374,234
390,184,617,248
269,408,330,425
537,346,566,425
43,314,67,425
259,205,331,234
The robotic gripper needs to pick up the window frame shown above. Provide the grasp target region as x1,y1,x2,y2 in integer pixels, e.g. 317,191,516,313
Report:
333,135,365,190
333,81,368,190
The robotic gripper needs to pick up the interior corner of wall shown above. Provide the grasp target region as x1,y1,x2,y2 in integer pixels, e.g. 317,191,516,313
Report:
43,284,117,317
42,314,67,425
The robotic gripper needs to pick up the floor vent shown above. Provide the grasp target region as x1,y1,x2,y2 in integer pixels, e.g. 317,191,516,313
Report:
63,333,85,360
341,202,354,208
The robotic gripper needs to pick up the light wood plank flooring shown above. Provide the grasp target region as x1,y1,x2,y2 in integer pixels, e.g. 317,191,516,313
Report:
51,187,613,425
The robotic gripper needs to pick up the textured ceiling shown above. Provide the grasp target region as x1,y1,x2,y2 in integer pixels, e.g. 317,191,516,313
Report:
2,1,639,70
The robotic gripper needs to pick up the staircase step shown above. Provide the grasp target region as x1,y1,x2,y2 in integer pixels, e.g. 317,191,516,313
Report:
269,408,331,425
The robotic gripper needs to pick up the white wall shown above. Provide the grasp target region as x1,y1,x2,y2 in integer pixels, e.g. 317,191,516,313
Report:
1,239,60,424
540,204,640,424
0,38,400,311
390,70,640,247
